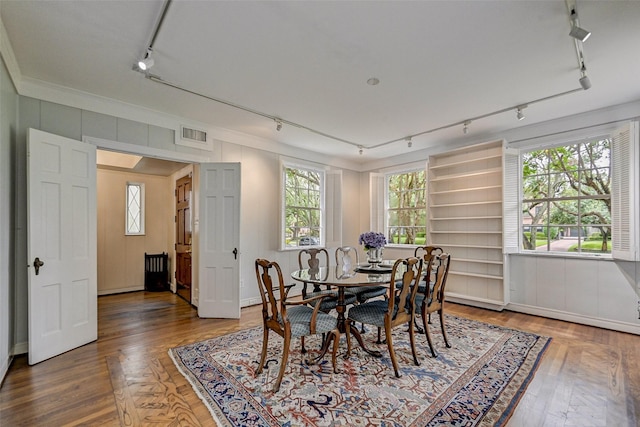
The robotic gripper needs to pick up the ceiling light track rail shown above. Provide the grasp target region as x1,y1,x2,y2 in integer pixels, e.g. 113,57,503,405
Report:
147,75,358,146
134,0,592,155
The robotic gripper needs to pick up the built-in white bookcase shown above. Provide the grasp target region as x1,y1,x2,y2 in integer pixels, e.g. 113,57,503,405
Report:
428,140,507,309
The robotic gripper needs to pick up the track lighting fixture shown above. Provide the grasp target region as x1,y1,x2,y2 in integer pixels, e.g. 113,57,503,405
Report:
275,119,282,131
358,145,363,155
137,48,154,71
463,121,470,134
406,137,412,148
579,62,591,90
569,9,591,42
516,106,526,121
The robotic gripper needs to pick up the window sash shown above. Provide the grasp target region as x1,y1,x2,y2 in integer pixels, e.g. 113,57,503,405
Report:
125,182,145,235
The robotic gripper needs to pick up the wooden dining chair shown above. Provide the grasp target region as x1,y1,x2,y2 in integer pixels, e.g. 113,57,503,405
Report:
345,257,423,377
299,248,356,312
255,258,340,392
413,245,444,326
336,246,387,304
414,252,452,358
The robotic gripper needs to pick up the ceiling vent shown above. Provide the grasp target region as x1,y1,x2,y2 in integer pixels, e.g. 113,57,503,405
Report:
181,125,207,143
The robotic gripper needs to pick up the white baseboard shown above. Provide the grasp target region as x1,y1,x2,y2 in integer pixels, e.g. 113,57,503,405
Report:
507,302,640,336
12,341,28,355
446,293,507,311
0,354,11,385
97,286,144,296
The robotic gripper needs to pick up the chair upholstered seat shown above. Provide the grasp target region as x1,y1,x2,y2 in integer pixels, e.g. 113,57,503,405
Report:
347,299,400,328
279,305,339,338
347,285,388,303
306,290,357,312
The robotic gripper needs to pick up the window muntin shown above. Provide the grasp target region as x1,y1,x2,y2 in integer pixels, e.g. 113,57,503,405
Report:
283,165,324,248
521,138,611,255
386,169,426,245
126,182,145,235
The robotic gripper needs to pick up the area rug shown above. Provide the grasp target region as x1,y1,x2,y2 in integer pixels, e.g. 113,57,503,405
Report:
169,315,550,426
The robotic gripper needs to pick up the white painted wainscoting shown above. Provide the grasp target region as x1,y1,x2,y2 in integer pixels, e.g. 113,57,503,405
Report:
508,254,640,335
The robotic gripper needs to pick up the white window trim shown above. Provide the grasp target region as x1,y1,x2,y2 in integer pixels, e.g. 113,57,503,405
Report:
279,157,329,251
125,181,145,236
516,133,620,259
372,162,428,249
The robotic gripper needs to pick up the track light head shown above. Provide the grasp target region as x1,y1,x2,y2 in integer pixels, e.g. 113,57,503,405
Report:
406,137,412,148
275,119,282,131
516,106,526,121
579,74,592,90
569,9,591,42
463,121,470,134
137,49,154,71
358,145,363,155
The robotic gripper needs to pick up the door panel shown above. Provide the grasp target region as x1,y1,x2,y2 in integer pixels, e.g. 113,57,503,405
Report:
175,174,192,302
28,129,97,365
198,163,240,318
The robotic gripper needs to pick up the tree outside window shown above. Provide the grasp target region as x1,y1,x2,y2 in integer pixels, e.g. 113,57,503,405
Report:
386,169,426,245
522,138,611,254
283,165,323,247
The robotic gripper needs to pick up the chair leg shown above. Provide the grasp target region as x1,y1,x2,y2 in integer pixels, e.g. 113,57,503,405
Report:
256,327,269,375
376,327,383,344
330,329,340,373
422,309,438,358
301,336,307,354
408,320,420,366
439,309,451,348
385,327,401,378
274,334,291,392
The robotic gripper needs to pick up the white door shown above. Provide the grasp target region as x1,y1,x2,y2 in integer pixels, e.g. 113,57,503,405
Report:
27,129,97,365
198,163,241,318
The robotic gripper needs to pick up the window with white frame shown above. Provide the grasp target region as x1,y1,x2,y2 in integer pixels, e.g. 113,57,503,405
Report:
386,168,427,245
126,182,145,235
282,163,324,248
521,137,612,255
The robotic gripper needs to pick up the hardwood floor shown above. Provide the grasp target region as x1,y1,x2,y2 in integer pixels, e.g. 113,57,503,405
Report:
1,291,638,426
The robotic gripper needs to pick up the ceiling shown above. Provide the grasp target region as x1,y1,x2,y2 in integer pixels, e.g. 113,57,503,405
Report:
2,1,640,164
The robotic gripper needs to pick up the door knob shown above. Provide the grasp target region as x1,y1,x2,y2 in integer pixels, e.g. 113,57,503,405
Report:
233,248,238,260
33,257,44,275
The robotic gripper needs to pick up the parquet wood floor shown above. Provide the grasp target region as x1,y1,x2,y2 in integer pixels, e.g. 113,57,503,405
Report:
0,291,638,426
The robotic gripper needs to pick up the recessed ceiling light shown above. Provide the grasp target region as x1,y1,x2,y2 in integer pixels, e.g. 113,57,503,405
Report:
367,77,380,86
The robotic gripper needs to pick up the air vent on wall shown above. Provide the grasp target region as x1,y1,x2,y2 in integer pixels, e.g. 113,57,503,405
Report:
176,124,213,151
181,125,207,143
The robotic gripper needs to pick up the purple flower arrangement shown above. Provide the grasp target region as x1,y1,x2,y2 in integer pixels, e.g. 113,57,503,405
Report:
358,231,387,250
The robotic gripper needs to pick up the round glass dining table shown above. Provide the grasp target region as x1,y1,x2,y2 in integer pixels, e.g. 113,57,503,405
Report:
291,264,395,357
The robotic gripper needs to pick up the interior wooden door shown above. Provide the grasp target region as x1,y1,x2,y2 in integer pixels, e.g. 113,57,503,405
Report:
175,174,192,303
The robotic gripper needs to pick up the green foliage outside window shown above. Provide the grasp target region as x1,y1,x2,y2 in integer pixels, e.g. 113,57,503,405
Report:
386,169,426,245
284,166,322,247
522,138,612,254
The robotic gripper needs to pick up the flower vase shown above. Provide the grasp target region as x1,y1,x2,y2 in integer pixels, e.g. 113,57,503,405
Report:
366,247,383,268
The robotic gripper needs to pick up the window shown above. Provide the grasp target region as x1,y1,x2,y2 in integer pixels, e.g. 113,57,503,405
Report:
126,182,145,235
521,137,611,255
386,169,427,245
282,164,324,248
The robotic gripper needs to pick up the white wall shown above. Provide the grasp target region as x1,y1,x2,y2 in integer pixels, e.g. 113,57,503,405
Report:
509,255,640,334
0,45,17,383
97,169,172,295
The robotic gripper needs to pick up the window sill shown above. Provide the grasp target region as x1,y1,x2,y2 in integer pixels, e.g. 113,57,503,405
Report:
513,251,613,261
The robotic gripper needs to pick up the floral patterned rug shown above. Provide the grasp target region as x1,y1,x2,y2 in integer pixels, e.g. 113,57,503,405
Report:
169,315,550,426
